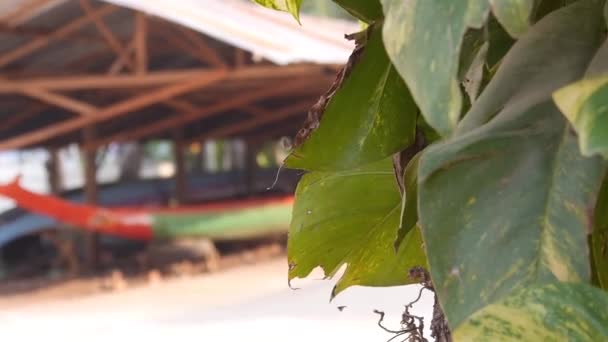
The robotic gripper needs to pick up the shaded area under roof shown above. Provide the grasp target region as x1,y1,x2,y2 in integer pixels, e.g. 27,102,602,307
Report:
0,0,355,150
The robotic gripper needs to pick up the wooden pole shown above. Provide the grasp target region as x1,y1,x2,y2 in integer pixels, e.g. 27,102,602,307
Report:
47,146,62,193
245,140,258,197
134,12,148,74
82,126,98,270
173,128,186,204
21,87,98,115
0,65,326,92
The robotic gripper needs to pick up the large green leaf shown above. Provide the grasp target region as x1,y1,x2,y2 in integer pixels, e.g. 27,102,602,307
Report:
332,0,383,23
489,0,536,38
380,0,538,136
288,158,426,296
285,25,417,171
457,0,604,135
418,0,606,329
253,0,302,21
454,283,608,341
381,0,490,136
553,39,608,159
592,174,608,290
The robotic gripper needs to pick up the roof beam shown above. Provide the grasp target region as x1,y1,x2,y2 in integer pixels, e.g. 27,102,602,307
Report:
21,87,98,114
1,0,53,27
86,79,320,148
0,4,117,68
187,101,311,143
150,22,226,68
79,0,134,71
0,65,328,92
0,70,227,151
134,12,148,74
0,104,47,135
108,40,135,75
173,24,227,69
0,25,100,43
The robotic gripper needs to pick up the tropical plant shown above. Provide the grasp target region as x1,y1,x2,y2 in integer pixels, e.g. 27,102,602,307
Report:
255,0,608,340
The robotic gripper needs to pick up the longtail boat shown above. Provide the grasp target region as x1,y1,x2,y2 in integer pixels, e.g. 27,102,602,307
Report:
0,170,297,248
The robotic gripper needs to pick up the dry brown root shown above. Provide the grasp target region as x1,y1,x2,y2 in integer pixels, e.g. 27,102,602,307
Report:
374,266,452,342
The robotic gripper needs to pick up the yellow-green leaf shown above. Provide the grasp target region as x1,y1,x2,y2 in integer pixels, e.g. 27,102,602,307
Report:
592,174,608,290
489,0,536,38
288,158,426,297
553,39,608,159
253,0,303,22
455,283,608,341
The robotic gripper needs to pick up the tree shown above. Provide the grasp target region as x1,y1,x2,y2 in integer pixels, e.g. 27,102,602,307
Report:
255,0,608,340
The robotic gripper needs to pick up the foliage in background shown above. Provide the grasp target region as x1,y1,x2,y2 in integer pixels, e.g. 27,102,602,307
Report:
256,0,608,340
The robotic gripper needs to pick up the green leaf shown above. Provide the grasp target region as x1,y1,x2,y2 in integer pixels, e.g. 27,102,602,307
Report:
288,158,426,296
285,25,417,171
382,0,490,136
553,39,608,159
253,0,302,22
592,174,608,290
395,152,421,250
458,0,604,135
380,0,561,136
418,0,606,329
489,0,536,38
454,283,608,341
463,41,489,104
332,0,383,23
605,1,608,28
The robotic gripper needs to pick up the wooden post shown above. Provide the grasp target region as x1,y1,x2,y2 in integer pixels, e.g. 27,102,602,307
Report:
47,147,62,193
245,140,258,197
134,12,148,74
83,126,98,270
173,128,186,204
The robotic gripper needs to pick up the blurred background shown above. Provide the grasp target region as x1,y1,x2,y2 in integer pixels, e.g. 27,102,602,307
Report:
0,0,431,340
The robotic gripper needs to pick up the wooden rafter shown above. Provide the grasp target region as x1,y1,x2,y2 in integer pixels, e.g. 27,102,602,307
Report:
0,64,327,92
163,98,199,114
86,79,320,148
150,22,225,68
134,12,148,74
0,71,227,150
0,104,47,135
21,87,98,114
187,101,311,143
234,49,248,68
173,24,227,69
79,0,134,71
1,0,53,27
0,4,118,68
0,25,99,43
108,40,135,74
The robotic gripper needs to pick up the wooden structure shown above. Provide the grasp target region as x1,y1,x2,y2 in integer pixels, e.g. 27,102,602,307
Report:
0,0,352,268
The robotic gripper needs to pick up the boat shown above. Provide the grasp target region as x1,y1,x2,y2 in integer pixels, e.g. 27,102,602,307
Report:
0,168,298,249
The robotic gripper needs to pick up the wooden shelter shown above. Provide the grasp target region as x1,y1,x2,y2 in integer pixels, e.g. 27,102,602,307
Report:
0,0,355,268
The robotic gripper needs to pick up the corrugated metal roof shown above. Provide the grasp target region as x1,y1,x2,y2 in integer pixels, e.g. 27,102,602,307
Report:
104,0,357,65
2,0,358,65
